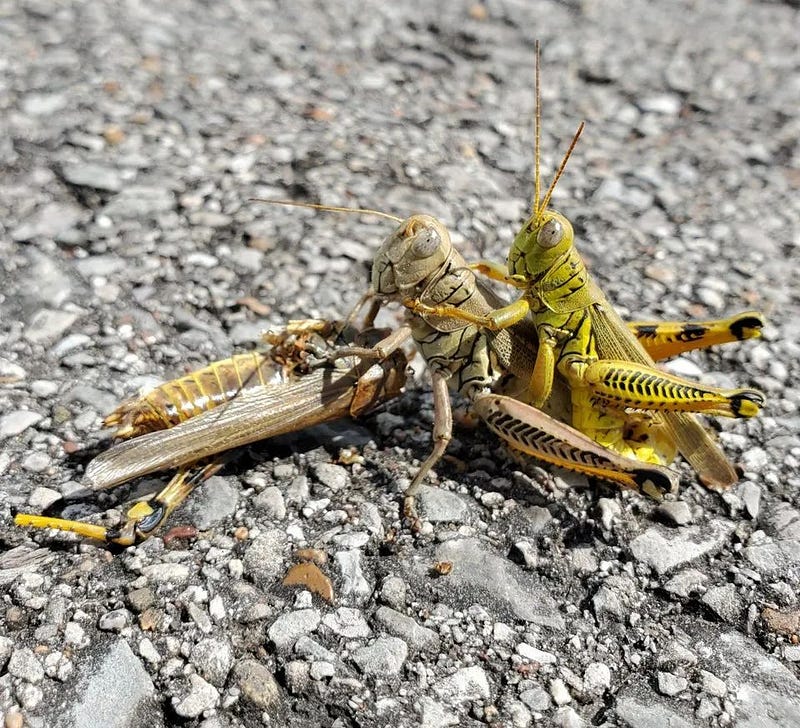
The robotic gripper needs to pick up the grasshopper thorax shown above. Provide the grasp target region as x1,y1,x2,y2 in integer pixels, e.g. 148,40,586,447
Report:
508,208,574,280
371,214,453,298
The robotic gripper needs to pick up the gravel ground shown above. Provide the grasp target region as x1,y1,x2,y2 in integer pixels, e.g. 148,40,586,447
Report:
1,0,799,726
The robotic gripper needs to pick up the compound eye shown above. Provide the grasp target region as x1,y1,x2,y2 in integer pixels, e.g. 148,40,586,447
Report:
537,218,563,248
411,228,441,258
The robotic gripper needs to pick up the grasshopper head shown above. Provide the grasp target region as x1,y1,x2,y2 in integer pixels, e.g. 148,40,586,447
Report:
508,208,574,278
371,214,452,298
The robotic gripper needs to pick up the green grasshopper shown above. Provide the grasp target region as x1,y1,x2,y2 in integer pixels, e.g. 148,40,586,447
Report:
405,46,765,490
14,321,409,545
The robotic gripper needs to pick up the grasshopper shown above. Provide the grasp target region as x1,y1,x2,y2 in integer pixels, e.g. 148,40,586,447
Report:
14,320,408,545
405,45,765,490
259,201,688,520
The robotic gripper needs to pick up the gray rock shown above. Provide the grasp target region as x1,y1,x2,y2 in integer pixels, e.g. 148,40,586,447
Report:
191,638,233,687
141,563,191,586
74,255,125,278
583,662,611,696
616,683,694,728
700,670,727,697
312,462,349,491
592,575,639,622
24,309,78,344
227,582,273,623
172,674,219,718
598,498,622,530
656,671,688,696
352,636,408,677
252,487,286,520
656,641,698,670
187,602,213,634
331,531,370,549
61,162,123,192
0,636,13,670
380,576,407,609
519,685,551,712
630,519,736,574
267,609,321,652
284,660,311,694
767,503,800,540
284,475,309,504
50,333,92,358
12,202,84,241
22,92,67,115
98,609,130,632
183,475,239,529
374,606,440,653
375,411,405,437
740,481,761,519
418,697,460,728
417,485,473,523
8,648,44,683
517,643,557,664
321,607,371,639
233,658,281,710
62,384,117,413
334,549,372,604
0,358,26,380
22,453,52,474
740,447,769,474
554,706,585,728
242,529,286,584
550,678,571,705
702,584,743,623
432,665,491,705
742,539,800,579
657,500,693,526
663,568,708,598
102,186,174,219
783,645,800,662
294,636,338,664
309,661,335,680
138,638,160,665
430,538,565,629
570,548,598,573
0,411,43,439
54,639,161,728
698,630,800,728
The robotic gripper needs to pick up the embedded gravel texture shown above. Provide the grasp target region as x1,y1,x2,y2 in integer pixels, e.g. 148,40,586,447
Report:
1,1,799,727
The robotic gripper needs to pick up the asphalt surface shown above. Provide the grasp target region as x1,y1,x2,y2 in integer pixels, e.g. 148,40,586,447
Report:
1,1,799,727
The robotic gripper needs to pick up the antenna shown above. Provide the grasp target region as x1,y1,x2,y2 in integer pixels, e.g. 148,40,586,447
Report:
538,121,585,216
533,40,542,217
250,198,403,224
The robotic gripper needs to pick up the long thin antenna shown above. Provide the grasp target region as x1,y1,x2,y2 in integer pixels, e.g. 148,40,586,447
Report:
250,198,403,224
533,40,542,217
538,121,585,216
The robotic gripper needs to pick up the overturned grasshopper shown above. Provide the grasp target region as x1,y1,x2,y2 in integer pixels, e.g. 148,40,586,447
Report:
14,321,408,545
405,47,765,490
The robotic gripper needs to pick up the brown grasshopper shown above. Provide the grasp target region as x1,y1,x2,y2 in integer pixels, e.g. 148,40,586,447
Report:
14,320,408,545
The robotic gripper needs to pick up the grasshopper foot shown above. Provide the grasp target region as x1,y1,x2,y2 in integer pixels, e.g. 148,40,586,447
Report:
730,390,765,418
403,495,424,534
